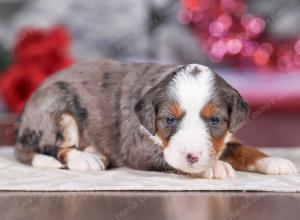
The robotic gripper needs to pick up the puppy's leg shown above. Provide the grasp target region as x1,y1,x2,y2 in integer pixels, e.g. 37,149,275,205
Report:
57,113,108,171
221,141,297,175
15,145,64,168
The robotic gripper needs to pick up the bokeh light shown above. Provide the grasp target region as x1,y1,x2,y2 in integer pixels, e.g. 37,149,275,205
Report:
227,39,242,54
209,21,225,37
181,0,300,72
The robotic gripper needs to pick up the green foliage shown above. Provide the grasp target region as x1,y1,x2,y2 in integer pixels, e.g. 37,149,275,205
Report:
0,42,11,72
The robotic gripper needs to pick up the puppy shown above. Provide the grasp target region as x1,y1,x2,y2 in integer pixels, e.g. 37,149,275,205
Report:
15,59,297,179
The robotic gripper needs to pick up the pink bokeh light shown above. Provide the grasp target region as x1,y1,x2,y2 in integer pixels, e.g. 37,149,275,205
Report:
227,39,242,54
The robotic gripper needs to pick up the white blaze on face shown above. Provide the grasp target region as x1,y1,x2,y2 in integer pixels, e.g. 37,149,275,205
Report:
163,64,215,173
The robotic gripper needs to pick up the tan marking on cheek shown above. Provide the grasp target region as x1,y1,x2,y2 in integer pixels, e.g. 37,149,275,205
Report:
201,102,217,119
211,128,229,158
169,102,183,119
212,135,227,158
156,128,169,148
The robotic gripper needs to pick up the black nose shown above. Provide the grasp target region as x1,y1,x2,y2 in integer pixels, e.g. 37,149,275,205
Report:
186,153,199,164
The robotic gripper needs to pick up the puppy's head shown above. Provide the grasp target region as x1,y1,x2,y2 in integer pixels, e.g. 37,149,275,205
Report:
135,64,249,174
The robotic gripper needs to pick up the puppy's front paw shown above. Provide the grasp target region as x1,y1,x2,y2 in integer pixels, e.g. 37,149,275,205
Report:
67,149,106,171
254,157,297,175
198,160,236,179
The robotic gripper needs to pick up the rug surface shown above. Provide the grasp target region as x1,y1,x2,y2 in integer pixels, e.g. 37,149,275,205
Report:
0,147,299,192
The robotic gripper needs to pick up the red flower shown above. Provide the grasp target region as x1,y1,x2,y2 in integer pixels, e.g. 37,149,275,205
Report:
0,65,46,112
0,26,74,112
14,26,73,75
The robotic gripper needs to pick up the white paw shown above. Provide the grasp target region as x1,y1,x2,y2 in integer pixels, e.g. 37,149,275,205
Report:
67,150,106,171
32,154,64,169
255,157,297,175
198,160,236,179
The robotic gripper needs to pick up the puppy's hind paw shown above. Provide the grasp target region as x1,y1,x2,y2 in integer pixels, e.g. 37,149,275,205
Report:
67,149,106,171
254,157,297,175
32,154,64,169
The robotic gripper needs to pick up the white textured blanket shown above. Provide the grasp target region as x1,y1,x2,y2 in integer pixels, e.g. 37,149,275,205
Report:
0,147,299,192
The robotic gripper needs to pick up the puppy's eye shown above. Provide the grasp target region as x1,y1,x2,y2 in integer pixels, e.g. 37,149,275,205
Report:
208,117,221,126
165,116,176,126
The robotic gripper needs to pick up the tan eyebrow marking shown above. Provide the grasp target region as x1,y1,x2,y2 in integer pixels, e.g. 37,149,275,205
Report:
201,102,218,119
169,102,184,119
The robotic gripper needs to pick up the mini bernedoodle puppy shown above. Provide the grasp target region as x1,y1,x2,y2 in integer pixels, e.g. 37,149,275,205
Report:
15,59,297,179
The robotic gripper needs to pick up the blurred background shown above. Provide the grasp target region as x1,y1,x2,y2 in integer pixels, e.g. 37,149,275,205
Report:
0,0,300,147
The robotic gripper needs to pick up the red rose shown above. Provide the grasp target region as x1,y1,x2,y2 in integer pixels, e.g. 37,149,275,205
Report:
0,65,46,112
14,26,73,76
0,25,74,112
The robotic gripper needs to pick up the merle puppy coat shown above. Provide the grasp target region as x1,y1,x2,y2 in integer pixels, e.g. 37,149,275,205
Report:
15,59,297,179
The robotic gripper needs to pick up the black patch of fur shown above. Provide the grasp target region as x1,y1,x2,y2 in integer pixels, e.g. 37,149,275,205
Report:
56,81,70,91
101,72,111,88
55,81,88,127
55,131,64,142
42,144,58,157
134,99,144,113
17,128,42,152
190,66,201,76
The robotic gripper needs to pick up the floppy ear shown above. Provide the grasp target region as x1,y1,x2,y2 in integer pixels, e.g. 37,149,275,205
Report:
228,90,250,133
214,74,250,133
134,89,157,135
